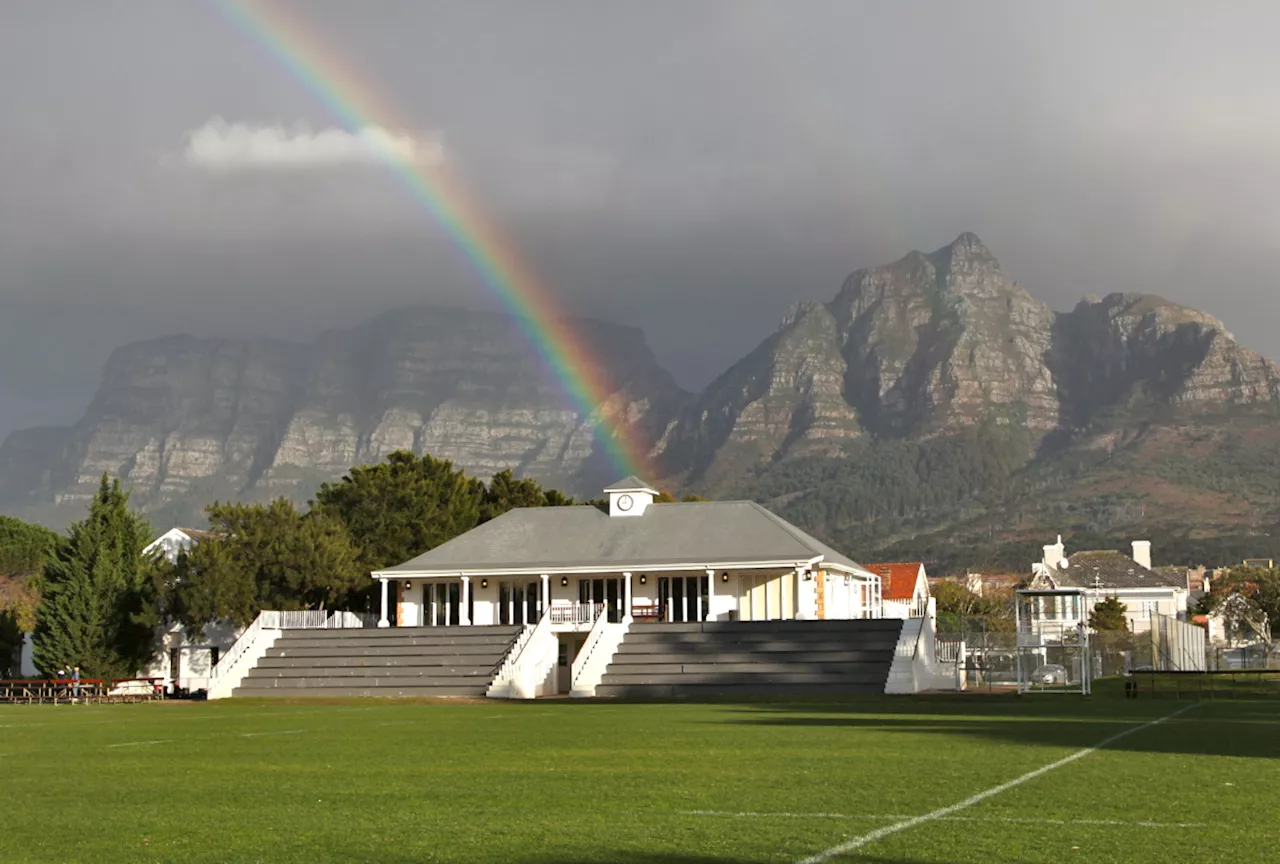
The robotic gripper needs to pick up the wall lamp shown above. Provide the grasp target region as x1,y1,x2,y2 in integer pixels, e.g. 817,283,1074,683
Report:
480,578,488,589
721,572,729,583
561,576,569,587
404,580,412,589
639,574,647,585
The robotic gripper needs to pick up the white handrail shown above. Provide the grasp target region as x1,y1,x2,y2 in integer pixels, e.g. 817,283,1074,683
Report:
571,606,612,687
491,621,537,685
208,611,267,689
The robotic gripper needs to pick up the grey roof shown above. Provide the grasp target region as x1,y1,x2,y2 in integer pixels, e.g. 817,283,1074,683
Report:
602,476,657,493
375,500,872,576
1044,551,1188,590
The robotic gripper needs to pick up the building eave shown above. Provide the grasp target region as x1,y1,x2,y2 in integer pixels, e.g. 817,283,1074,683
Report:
372,555,852,581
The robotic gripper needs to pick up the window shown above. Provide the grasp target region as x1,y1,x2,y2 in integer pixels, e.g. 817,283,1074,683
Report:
210,646,220,667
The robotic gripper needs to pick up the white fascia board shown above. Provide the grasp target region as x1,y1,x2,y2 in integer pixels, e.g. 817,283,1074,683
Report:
371,557,824,580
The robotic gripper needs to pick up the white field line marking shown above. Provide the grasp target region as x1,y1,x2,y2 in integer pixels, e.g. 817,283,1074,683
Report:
376,721,417,727
684,811,1205,829
796,704,1198,864
107,739,174,748
240,728,305,738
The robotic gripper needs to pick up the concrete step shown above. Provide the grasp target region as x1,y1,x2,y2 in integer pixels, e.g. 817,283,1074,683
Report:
613,639,898,654
629,621,903,635
271,635,519,650
593,682,887,698
264,644,511,659
255,655,501,670
232,685,489,698
244,665,497,679
238,674,491,689
274,626,522,640
598,671,889,686
600,661,893,675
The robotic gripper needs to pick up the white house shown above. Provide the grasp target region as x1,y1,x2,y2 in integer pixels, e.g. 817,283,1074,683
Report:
141,527,240,694
1028,536,1190,634
864,562,932,619
371,476,886,679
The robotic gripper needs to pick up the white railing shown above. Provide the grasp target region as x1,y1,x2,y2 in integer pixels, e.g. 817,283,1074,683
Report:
489,621,537,689
261,610,330,630
571,607,612,686
548,602,605,626
489,609,559,699
207,611,282,699
936,639,964,664
882,596,932,620
571,617,630,697
326,611,375,629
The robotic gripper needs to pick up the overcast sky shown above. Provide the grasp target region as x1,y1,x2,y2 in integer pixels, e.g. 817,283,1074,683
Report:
3,1,1280,440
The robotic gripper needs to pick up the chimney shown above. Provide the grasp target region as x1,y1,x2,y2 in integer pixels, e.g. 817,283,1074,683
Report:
1043,535,1066,570
1132,540,1152,570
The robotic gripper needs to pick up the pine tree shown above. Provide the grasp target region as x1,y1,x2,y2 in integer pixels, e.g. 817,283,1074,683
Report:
32,475,156,678
1088,596,1130,632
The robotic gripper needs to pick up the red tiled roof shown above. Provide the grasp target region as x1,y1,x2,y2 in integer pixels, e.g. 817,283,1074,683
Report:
864,562,925,600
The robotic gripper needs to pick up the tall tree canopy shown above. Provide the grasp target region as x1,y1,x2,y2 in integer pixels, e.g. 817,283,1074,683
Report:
165,498,366,637
313,453,579,571
313,451,486,571
32,476,156,678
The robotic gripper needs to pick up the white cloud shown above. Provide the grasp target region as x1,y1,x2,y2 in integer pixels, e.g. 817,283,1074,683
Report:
180,117,443,169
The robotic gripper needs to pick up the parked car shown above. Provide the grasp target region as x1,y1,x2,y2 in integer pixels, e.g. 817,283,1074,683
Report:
1032,664,1068,685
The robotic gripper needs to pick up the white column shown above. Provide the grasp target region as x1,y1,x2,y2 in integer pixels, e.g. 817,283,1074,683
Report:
622,572,632,622
541,574,550,617
431,583,438,626
706,569,716,623
460,577,471,626
378,578,390,628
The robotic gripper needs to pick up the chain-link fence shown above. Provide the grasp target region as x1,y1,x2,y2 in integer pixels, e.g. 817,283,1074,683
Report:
937,613,1278,691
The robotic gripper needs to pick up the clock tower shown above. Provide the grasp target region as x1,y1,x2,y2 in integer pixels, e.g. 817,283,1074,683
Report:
604,476,659,517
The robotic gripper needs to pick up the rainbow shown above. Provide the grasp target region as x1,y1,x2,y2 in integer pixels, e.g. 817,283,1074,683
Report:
208,0,648,480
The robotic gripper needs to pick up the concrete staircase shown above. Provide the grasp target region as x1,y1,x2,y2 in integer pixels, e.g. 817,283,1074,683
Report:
593,619,904,698
231,626,523,698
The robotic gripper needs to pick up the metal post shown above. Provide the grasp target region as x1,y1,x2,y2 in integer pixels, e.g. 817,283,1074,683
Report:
378,578,390,628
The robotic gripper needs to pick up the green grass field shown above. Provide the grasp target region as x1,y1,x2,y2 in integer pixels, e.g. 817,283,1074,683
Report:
2,686,1276,863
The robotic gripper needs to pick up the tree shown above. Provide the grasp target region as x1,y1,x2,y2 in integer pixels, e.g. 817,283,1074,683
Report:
0,516,60,676
481,469,576,520
32,476,156,678
1089,596,1130,632
314,452,581,572
313,451,486,571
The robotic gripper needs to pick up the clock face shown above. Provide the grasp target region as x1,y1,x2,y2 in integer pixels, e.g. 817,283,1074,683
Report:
617,494,634,511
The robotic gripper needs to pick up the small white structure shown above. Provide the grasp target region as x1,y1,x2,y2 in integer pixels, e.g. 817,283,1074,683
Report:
864,562,933,619
1028,536,1189,634
371,476,887,696
141,527,241,693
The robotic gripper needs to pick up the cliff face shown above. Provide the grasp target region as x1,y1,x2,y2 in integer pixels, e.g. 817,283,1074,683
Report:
5,234,1278,545
0,307,687,514
659,233,1279,484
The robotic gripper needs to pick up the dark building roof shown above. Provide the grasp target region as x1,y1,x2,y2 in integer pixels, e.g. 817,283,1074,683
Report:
374,500,873,577
1045,551,1188,590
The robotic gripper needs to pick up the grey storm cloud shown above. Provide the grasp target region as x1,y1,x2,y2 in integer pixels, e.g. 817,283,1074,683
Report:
3,0,1280,441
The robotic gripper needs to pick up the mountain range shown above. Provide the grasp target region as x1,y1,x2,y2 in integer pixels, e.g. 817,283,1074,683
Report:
6,233,1279,571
